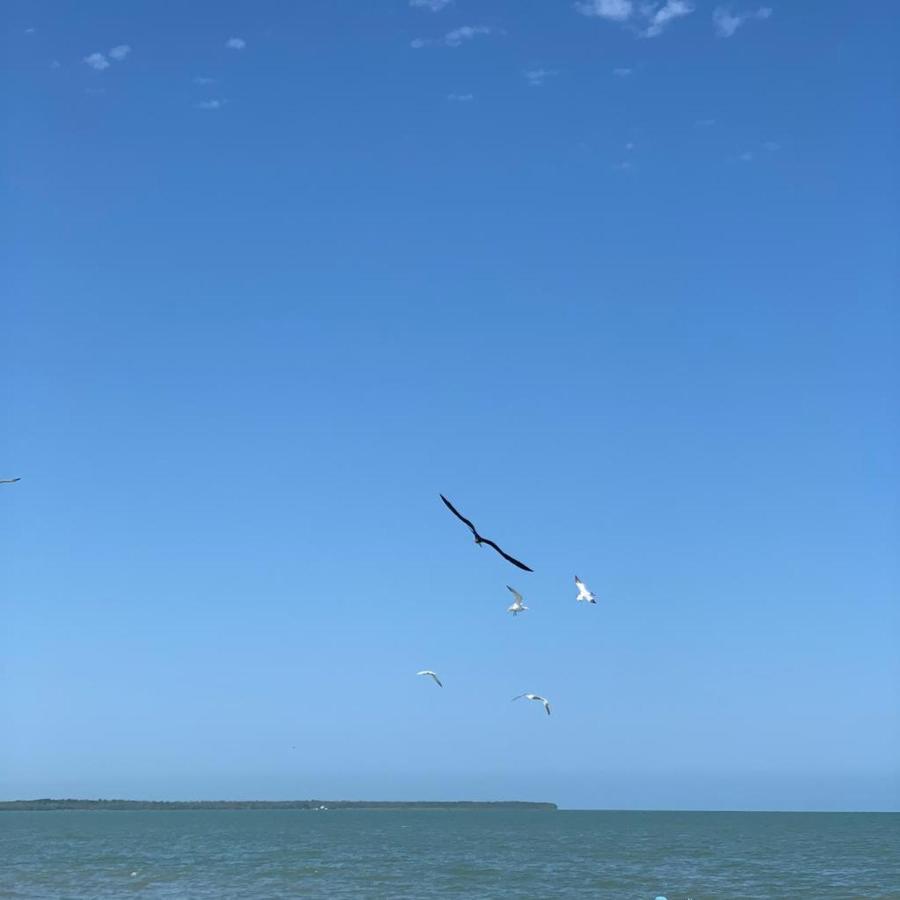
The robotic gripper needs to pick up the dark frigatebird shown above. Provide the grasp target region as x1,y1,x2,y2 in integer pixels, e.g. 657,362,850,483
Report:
439,494,534,572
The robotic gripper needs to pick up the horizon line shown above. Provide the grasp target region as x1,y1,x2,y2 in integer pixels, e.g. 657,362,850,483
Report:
1,799,897,814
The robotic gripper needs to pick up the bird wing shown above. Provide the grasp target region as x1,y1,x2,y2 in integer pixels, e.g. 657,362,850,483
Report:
506,586,523,602
544,700,551,715
433,675,443,687
439,494,479,537
482,539,534,572
417,670,432,677
0,478,21,484
511,694,527,702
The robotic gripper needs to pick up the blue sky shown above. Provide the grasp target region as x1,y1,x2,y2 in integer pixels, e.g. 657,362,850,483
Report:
2,0,897,811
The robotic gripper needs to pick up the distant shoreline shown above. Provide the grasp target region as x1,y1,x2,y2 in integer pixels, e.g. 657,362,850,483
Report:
0,799,558,812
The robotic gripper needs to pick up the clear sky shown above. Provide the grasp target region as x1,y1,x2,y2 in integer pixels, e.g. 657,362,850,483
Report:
2,0,897,811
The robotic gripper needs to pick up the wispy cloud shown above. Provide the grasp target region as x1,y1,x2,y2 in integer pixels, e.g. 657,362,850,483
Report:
83,45,132,71
736,141,779,162
24,27,36,35
194,76,217,85
412,25,496,48
577,0,693,37
713,6,772,37
576,0,633,21
445,25,494,46
83,52,110,71
524,68,557,87
197,99,226,110
695,118,716,126
447,93,474,101
50,60,61,69
410,0,453,10
641,1,694,37
613,67,633,77
225,37,246,50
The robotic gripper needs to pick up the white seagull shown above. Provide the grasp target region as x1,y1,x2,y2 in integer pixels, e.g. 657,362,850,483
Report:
416,670,443,688
506,585,528,616
574,575,597,604
512,693,551,716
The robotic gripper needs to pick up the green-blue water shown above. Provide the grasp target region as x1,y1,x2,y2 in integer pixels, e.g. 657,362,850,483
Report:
1,810,898,898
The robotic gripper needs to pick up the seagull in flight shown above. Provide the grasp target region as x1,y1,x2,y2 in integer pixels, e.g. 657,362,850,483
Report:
439,494,534,572
574,575,597,604
512,693,551,716
417,670,443,688
0,478,21,484
506,586,528,616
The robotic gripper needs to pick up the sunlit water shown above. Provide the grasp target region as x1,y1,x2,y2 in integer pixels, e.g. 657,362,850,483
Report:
1,809,898,898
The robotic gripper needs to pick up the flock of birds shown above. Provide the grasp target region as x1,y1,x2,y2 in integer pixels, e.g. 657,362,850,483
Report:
0,478,598,718
417,494,600,717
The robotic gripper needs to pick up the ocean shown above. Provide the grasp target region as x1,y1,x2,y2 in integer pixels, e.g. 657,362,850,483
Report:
1,809,897,898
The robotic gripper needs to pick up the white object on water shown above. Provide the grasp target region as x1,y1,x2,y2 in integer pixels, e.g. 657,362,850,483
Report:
506,586,528,616
417,670,443,687
574,575,597,604
512,693,551,716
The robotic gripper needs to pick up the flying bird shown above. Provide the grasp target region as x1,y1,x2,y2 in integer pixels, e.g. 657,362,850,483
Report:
0,478,21,484
512,693,551,716
417,670,443,688
439,494,534,572
506,586,528,616
574,575,596,604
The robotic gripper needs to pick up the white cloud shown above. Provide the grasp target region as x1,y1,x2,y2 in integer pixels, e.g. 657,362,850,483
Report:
576,0,633,21
83,52,110,71
641,1,694,37
225,37,246,50
695,118,716,126
739,150,754,162
412,25,495,48
625,141,635,150
713,6,772,37
524,68,557,87
50,60,61,69
194,76,216,85
445,25,493,46
614,160,635,171
763,140,780,151
447,93,474,101
578,0,693,37
24,27,36,35
108,44,131,61
410,0,453,10
613,67,633,76
197,99,226,110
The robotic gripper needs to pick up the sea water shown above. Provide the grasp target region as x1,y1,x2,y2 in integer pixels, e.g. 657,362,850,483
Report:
1,809,897,898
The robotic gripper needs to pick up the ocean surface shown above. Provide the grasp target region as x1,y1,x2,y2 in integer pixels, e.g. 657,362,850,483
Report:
1,809,898,899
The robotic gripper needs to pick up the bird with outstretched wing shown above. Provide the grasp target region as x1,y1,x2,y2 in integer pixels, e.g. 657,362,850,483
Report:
439,494,534,573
